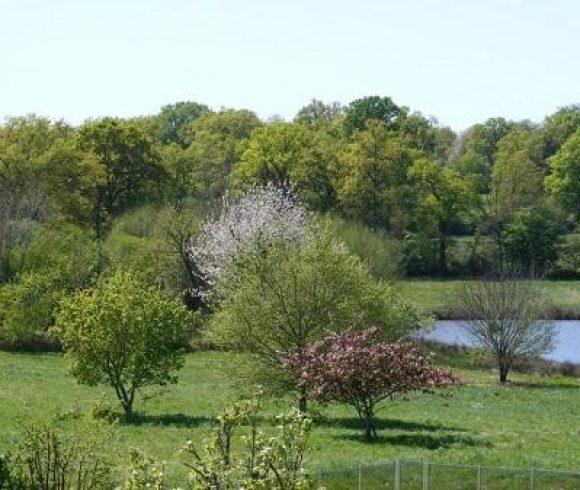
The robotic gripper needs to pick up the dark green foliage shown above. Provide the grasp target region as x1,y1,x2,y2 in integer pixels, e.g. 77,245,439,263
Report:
156,100,210,146
503,205,564,274
343,96,403,136
76,118,168,238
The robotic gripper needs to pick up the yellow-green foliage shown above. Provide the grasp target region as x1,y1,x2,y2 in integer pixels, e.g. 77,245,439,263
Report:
52,271,192,414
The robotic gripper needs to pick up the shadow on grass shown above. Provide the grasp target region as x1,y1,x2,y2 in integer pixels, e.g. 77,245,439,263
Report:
122,412,214,428
337,432,491,449
509,381,580,390
316,417,465,433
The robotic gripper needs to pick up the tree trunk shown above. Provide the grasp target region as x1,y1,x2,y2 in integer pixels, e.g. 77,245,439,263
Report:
298,385,308,412
359,407,376,441
438,236,448,276
498,357,509,384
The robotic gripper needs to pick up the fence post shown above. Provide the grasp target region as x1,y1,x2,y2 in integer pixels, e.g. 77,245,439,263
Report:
358,464,362,490
530,468,535,490
394,459,401,490
422,459,429,490
477,464,482,490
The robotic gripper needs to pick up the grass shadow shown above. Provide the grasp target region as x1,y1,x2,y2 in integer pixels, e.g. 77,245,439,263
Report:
509,381,580,390
122,412,215,428
338,432,491,449
316,416,466,433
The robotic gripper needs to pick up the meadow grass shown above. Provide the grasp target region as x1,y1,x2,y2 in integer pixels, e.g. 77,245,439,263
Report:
395,279,580,318
1,350,579,482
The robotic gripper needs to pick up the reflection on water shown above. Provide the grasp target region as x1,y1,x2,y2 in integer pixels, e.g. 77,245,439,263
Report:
419,320,580,364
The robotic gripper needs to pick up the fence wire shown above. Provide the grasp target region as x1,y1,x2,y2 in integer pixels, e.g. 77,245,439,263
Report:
316,459,580,489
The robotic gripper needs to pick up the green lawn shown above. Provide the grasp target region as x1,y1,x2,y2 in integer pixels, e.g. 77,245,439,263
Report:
396,279,580,318
1,350,579,485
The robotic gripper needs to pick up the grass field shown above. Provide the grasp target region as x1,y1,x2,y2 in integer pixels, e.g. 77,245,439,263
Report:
396,279,580,319
1,350,579,484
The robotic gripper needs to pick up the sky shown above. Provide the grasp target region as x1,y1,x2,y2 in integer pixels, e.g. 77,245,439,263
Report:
0,0,578,131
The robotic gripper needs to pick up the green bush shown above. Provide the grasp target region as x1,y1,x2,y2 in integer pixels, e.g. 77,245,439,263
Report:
9,423,113,489
0,224,102,350
323,215,404,280
0,272,63,350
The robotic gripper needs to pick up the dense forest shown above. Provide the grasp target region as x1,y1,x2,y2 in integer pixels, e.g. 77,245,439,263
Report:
1,96,579,349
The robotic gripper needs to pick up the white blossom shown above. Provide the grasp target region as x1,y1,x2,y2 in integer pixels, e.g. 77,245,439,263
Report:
188,184,309,296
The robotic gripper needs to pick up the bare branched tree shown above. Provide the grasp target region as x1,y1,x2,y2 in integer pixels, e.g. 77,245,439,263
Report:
455,276,555,383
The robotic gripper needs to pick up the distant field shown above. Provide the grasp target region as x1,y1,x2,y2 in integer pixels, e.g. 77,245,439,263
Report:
1,350,580,484
396,279,580,319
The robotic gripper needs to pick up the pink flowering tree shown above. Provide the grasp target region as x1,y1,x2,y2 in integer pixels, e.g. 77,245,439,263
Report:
282,327,455,440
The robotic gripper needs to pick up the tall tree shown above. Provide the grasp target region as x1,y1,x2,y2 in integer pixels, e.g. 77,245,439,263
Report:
545,128,580,217
234,123,336,211
293,99,343,126
343,95,402,136
408,158,474,274
77,118,167,238
155,100,210,146
337,120,416,231
185,109,262,201
456,118,514,193
539,105,580,167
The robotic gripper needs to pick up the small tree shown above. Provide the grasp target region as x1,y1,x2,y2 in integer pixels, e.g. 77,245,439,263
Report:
52,272,191,416
455,277,556,383
283,328,454,440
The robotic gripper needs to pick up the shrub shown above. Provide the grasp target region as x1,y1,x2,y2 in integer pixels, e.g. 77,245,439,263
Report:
11,423,113,489
52,271,191,416
283,327,455,440
0,272,64,350
183,396,313,489
323,215,404,280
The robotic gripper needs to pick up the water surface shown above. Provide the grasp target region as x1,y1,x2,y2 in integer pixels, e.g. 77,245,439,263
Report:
420,320,580,364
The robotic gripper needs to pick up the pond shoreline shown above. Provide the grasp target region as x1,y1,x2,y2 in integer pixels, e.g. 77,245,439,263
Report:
431,307,580,321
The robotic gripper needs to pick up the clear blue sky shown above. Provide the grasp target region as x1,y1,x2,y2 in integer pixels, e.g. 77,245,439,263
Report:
1,0,578,131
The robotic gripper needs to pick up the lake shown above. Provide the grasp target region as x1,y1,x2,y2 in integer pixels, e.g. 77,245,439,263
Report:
420,320,580,364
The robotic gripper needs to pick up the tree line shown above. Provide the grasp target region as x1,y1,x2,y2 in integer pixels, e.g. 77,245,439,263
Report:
2,97,580,282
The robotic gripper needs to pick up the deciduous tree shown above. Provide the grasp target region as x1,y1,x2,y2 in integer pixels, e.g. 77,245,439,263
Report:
283,327,454,440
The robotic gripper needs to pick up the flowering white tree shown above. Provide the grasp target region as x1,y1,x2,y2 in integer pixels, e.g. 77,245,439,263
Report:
187,184,309,299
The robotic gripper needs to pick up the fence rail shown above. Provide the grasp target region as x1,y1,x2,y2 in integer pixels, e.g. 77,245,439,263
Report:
316,459,580,489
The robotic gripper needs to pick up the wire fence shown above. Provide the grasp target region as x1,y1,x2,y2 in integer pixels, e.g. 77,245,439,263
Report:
316,459,580,489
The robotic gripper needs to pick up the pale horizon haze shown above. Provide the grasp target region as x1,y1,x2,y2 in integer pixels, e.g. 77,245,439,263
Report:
1,0,578,131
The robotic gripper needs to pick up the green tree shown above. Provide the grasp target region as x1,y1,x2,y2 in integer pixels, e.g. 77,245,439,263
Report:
293,98,343,126
52,272,191,415
539,105,580,166
546,129,580,216
77,118,167,238
185,109,262,201
456,118,514,193
207,232,418,410
155,100,210,146
337,120,416,231
0,116,98,279
503,204,564,274
407,158,474,274
343,96,402,136
491,127,543,217
234,123,336,211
